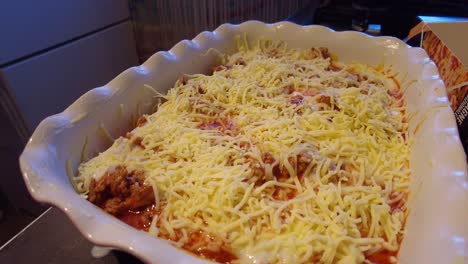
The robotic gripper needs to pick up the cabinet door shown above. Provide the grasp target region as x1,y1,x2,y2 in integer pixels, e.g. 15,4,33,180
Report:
1,21,138,130
0,0,129,65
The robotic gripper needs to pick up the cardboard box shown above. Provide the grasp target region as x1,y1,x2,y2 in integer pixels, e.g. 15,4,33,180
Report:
408,16,468,154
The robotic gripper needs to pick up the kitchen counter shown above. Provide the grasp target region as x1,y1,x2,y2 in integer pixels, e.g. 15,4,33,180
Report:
0,207,143,264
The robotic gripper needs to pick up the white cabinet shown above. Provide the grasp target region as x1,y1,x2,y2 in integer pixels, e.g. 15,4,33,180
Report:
0,0,129,65
2,21,138,130
0,2,137,213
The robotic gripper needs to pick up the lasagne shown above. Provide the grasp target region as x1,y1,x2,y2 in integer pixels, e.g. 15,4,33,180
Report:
75,38,411,264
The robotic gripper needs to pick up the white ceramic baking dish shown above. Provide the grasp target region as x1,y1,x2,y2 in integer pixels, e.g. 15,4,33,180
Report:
20,21,467,264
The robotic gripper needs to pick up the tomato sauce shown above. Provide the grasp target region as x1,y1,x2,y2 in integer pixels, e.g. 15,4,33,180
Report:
193,248,237,264
367,249,398,264
117,209,237,263
180,230,237,264
118,205,157,231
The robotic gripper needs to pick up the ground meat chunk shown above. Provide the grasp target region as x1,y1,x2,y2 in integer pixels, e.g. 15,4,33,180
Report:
245,151,316,187
283,84,295,94
244,156,265,186
263,152,275,164
197,118,238,136
329,63,343,72
273,186,297,201
316,94,340,110
234,58,246,66
242,152,275,186
290,94,304,105
88,166,155,215
136,116,148,127
178,75,188,85
387,191,407,213
317,94,331,107
124,133,145,148
212,65,230,73
318,47,330,59
132,137,144,148
296,152,313,176
305,47,331,60
273,164,290,181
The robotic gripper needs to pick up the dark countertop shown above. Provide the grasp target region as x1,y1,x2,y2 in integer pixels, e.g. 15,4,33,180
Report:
0,207,143,264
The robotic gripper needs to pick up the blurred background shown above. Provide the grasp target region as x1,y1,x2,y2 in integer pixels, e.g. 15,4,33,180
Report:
0,0,466,261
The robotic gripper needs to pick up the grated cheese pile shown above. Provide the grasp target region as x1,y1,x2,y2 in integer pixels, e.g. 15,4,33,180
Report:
76,38,411,264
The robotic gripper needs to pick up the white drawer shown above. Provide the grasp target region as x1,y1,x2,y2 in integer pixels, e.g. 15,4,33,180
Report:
1,21,138,130
0,0,129,65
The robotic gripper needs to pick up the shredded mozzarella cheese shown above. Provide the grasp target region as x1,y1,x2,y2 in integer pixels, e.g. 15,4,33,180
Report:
76,39,410,264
